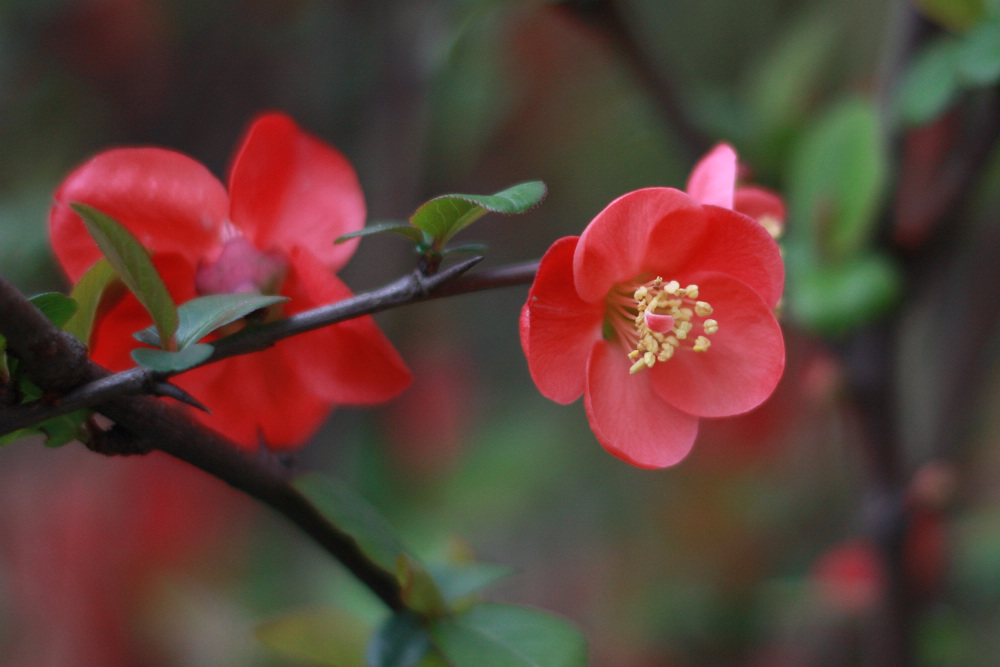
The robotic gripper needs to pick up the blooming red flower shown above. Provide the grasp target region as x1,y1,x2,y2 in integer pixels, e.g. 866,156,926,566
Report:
50,112,412,449
520,145,784,468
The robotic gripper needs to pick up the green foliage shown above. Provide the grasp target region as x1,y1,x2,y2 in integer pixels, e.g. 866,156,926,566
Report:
71,203,179,350
255,607,370,666
134,293,288,349
786,252,903,337
912,0,990,32
289,472,583,666
368,611,433,667
294,472,411,574
63,259,119,350
0,293,89,447
27,292,78,328
130,343,214,373
898,12,1000,125
429,603,587,667
336,182,547,265
409,181,547,247
786,98,887,261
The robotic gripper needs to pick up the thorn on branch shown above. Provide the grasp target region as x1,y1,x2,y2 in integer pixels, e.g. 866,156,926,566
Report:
151,381,211,413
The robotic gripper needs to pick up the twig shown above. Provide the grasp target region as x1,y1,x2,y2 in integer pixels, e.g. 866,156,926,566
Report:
0,257,539,435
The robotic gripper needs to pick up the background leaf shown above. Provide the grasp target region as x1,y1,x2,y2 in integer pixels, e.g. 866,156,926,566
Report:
294,472,410,574
255,608,369,666
336,221,428,245
71,203,179,349
430,603,587,667
367,611,432,667
786,98,887,260
410,182,546,246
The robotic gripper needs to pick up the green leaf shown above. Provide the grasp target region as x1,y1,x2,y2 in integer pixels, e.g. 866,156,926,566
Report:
71,203,179,349
38,409,90,447
131,343,214,372
293,472,409,574
430,563,515,608
786,99,887,260
0,427,43,446
398,555,448,617
430,603,587,667
955,15,1000,84
367,611,432,667
912,0,989,32
336,222,427,245
64,259,120,350
788,252,903,336
29,292,78,329
898,38,962,125
255,607,369,666
410,182,546,247
134,293,288,349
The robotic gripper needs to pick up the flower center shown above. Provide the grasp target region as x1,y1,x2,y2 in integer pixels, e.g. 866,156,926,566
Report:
195,236,288,297
606,277,718,374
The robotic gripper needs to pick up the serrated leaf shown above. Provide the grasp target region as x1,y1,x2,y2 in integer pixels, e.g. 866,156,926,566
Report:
336,222,427,245
29,292,78,329
367,611,432,667
71,203,179,349
64,259,120,350
255,607,369,666
897,38,962,126
786,99,887,260
134,293,288,349
410,182,546,247
430,603,587,667
131,343,214,372
293,472,408,574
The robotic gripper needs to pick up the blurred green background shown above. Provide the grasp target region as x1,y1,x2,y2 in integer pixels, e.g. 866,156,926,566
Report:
3,0,1000,665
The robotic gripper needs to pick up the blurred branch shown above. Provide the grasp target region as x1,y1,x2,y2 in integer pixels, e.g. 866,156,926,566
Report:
0,255,539,610
554,0,711,160
0,268,406,610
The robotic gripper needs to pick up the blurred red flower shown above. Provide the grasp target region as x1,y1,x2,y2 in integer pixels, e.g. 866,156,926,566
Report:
520,145,784,467
50,112,411,449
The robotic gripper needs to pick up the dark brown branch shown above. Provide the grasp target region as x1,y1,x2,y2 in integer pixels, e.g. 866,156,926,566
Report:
0,256,540,611
1,257,539,434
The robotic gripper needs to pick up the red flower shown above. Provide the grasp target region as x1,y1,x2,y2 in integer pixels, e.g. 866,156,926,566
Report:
520,145,784,468
50,112,412,449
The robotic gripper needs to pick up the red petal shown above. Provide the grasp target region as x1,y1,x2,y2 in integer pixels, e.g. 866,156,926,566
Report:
685,143,736,209
650,272,784,418
521,237,605,404
50,148,228,281
278,247,412,404
88,254,199,370
675,205,785,309
574,188,702,303
227,112,365,271
734,186,786,229
584,341,699,468
175,350,332,450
